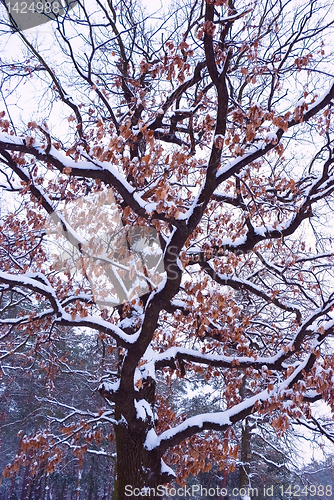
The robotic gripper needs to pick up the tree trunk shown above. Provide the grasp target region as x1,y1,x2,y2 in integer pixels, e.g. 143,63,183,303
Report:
113,421,166,500
239,418,252,491
20,461,32,500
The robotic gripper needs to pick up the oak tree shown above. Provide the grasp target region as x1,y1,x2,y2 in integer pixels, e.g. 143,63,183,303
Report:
1,0,334,498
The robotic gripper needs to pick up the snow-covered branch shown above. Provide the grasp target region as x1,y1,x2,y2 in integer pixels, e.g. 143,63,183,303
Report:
153,351,316,453
0,271,137,347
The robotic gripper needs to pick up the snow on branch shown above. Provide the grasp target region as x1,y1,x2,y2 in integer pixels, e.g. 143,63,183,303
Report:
154,346,285,372
150,297,334,399
200,261,302,322
55,313,139,347
0,271,138,347
152,351,316,453
0,132,157,221
186,207,312,257
0,271,62,314
215,80,334,185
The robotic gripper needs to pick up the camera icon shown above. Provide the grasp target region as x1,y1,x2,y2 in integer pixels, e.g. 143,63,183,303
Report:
3,0,78,32
46,188,165,308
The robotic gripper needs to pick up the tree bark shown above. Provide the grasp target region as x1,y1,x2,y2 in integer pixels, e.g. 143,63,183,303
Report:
113,417,166,500
239,418,252,491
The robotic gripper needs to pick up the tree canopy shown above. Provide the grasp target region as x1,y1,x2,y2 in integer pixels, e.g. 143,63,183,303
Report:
1,0,334,498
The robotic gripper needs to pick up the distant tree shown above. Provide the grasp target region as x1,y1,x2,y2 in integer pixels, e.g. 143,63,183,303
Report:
302,454,334,498
1,0,334,498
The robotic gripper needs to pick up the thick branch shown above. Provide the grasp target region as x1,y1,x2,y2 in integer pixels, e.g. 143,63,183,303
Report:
154,351,316,453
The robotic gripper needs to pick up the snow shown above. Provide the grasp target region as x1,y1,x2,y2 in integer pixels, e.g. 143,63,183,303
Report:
157,410,232,444
186,234,249,253
174,107,196,113
98,380,120,394
143,202,157,213
295,98,306,108
140,346,157,380
6,298,329,462
265,131,278,142
0,270,61,306
216,144,265,178
212,81,333,187
306,82,334,113
0,132,158,216
48,210,87,247
59,311,139,345
177,190,201,220
218,9,251,23
170,299,187,309
144,428,160,450
145,343,320,451
323,318,334,330
135,399,154,421
160,459,176,477
220,234,248,246
144,273,168,307
153,345,284,369
305,172,334,201
0,132,26,147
